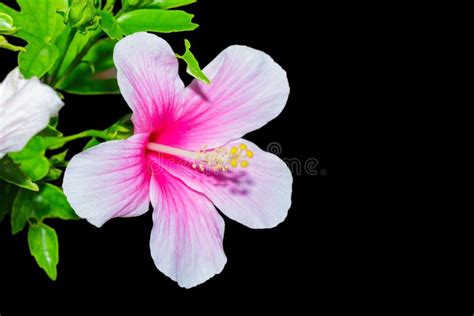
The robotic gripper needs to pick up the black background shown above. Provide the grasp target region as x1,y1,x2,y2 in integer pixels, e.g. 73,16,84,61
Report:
0,0,342,312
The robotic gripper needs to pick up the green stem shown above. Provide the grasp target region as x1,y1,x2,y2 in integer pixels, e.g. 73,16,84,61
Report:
104,0,116,12
52,0,118,89
54,30,102,89
61,129,113,143
44,129,113,149
50,29,77,85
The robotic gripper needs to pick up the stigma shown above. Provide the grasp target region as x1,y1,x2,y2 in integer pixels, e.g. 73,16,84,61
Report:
147,142,253,172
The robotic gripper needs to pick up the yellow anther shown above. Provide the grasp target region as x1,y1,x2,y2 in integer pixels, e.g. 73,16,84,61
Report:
189,143,254,172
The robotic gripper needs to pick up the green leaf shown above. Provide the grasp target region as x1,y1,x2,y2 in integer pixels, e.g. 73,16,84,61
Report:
107,114,133,132
121,0,153,10
38,125,63,137
55,30,90,76
122,0,196,10
100,114,134,140
50,149,68,162
57,38,119,94
50,117,59,128
83,137,101,150
41,136,68,150
45,168,63,181
11,183,78,234
49,150,68,167
9,137,49,181
82,38,115,70
11,190,33,234
99,9,197,39
176,39,210,84
62,73,118,95
82,116,132,150
28,223,59,280
119,9,198,33
0,0,69,78
0,156,38,191
54,28,102,78
33,183,78,220
146,0,196,10
60,64,119,94
98,10,123,39
19,42,59,79
83,38,116,70
0,182,19,223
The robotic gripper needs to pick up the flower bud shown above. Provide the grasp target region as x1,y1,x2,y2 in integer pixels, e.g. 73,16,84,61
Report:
65,0,99,32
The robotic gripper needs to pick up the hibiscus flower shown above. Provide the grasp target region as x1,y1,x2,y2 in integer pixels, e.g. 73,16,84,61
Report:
63,32,292,288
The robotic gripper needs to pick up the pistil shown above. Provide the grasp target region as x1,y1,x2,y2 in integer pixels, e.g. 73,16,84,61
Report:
147,142,253,172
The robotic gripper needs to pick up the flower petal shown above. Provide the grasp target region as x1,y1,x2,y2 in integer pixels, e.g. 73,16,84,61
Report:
114,32,185,134
63,134,151,227
149,167,226,288
160,45,289,149
158,139,293,229
0,68,63,158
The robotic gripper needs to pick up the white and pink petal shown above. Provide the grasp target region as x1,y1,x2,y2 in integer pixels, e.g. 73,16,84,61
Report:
63,134,151,227
157,139,293,229
160,45,290,149
113,32,185,134
149,166,227,288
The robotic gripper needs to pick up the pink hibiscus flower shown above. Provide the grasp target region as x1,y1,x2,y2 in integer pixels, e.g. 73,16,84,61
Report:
63,32,292,288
